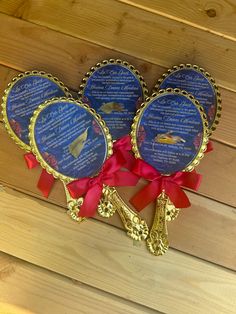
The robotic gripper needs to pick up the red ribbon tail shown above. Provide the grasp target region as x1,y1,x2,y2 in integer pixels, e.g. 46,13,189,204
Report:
113,135,134,169
129,181,161,211
37,169,55,198
206,141,214,153
79,184,103,217
173,171,202,191
165,182,191,208
24,153,39,169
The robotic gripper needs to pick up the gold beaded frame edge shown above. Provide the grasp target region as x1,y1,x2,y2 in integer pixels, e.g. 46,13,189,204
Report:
29,97,113,183
78,58,149,101
1,70,72,152
153,64,222,134
131,88,209,173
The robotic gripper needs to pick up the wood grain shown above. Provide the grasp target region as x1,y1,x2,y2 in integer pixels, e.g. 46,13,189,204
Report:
0,187,236,314
0,0,235,91
0,122,236,270
120,185,236,270
168,192,236,270
0,252,158,314
0,12,234,145
0,13,162,93
118,0,236,39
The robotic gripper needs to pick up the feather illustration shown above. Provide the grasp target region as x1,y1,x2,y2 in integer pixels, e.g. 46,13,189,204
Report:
155,131,185,144
69,128,88,158
99,102,123,114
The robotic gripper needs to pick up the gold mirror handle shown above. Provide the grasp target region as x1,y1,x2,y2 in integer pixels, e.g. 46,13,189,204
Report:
63,182,85,223
98,186,149,241
146,191,169,256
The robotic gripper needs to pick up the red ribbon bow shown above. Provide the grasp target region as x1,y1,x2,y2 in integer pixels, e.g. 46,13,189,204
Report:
24,153,55,198
67,152,139,217
113,135,135,170
23,135,133,201
129,159,202,211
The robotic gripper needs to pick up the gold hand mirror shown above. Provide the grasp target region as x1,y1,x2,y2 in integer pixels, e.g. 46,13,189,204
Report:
78,59,149,240
131,88,208,255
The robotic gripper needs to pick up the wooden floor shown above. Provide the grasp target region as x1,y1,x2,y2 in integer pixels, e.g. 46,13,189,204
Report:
0,1,236,313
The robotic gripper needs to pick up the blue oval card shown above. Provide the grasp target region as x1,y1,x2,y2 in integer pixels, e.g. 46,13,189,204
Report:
132,90,208,175
30,98,112,180
79,60,148,140
2,72,70,150
155,65,221,131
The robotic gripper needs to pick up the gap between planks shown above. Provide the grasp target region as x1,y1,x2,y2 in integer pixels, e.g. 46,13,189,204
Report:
0,251,160,314
0,184,235,275
0,3,236,92
0,167,236,271
0,186,235,314
1,175,236,274
117,0,236,42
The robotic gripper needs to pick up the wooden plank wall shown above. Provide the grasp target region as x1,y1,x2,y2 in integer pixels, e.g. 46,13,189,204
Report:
0,187,235,314
0,1,235,313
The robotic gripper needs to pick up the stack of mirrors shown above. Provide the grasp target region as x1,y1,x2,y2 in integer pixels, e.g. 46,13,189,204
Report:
1,60,221,256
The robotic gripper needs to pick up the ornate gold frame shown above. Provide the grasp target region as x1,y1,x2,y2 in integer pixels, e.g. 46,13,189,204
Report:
131,88,209,255
1,70,71,152
78,58,148,100
153,64,222,133
29,97,113,183
131,88,209,174
78,59,149,238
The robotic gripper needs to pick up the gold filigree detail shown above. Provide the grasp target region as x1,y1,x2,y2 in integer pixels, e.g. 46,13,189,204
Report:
165,199,180,222
97,186,117,218
63,182,85,223
146,191,169,256
67,198,85,223
99,186,149,241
